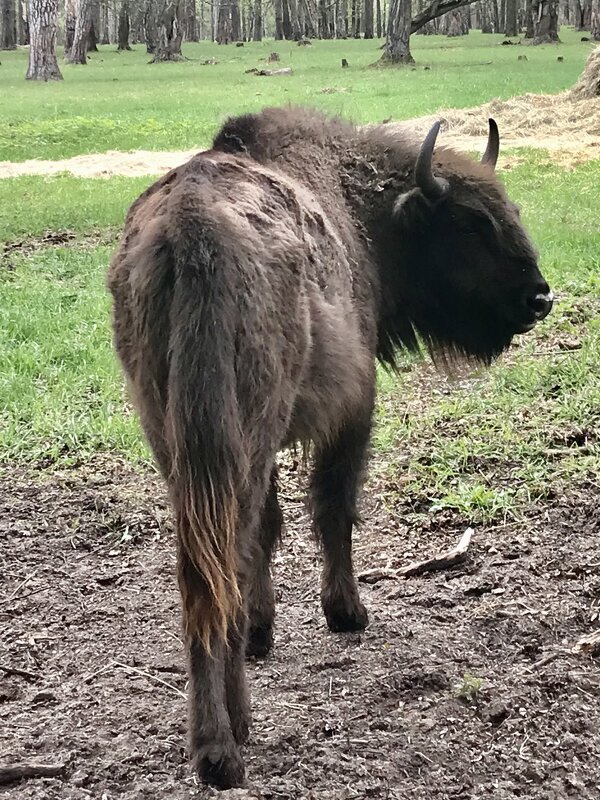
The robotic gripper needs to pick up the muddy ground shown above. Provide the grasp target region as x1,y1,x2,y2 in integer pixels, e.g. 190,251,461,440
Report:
1,455,599,800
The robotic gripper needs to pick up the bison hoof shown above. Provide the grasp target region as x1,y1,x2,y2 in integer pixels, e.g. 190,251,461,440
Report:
246,623,274,658
323,596,369,633
195,739,246,790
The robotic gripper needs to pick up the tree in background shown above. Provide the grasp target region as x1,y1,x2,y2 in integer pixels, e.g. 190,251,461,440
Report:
151,0,184,59
252,0,262,39
364,0,374,36
117,0,131,48
26,0,63,79
1,0,17,48
504,0,518,35
532,0,560,42
64,0,75,48
382,0,479,64
591,0,600,39
67,0,93,63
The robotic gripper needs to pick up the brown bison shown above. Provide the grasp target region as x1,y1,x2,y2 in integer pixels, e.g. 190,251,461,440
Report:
108,107,552,789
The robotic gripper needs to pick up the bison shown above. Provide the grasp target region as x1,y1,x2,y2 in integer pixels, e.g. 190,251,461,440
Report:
107,107,552,789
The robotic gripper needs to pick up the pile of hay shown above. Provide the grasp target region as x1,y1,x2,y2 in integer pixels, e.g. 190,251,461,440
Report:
396,91,600,143
570,45,600,99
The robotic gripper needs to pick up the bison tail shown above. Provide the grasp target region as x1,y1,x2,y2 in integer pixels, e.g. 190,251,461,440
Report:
166,221,247,652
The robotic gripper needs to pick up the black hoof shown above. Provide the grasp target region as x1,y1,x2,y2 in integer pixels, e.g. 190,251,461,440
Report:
323,597,369,633
246,623,274,658
195,740,246,789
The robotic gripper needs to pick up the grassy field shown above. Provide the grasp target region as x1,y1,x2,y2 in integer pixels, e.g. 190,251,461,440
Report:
0,30,595,161
1,33,598,524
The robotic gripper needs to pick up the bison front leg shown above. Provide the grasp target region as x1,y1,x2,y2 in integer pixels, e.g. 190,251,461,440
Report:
311,415,372,633
246,469,282,658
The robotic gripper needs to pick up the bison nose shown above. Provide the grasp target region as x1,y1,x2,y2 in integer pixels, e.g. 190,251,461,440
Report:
526,290,553,321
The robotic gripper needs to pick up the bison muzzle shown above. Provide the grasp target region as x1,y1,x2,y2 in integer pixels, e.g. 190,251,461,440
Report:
108,107,552,789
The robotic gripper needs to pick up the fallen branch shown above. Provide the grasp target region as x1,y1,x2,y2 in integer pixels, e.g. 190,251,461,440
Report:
573,629,600,657
256,67,292,77
0,664,40,682
398,528,474,578
113,661,186,699
0,762,67,785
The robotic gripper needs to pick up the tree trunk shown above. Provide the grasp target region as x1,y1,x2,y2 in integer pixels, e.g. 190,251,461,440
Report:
381,0,413,63
532,0,560,41
152,0,183,57
117,0,130,46
64,0,76,48
504,0,517,34
87,0,99,48
376,0,381,34
491,0,500,28
363,0,373,34
252,0,261,38
144,0,157,50
287,0,301,37
183,0,197,38
100,0,109,42
26,0,62,78
67,0,93,62
524,0,534,33
335,0,346,35
274,0,283,36
302,0,316,35
591,0,600,38
18,0,29,43
1,0,17,47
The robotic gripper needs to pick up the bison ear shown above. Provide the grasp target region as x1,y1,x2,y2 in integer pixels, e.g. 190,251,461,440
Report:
392,186,442,228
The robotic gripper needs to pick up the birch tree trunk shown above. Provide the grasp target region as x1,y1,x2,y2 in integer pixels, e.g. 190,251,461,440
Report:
67,0,93,62
26,0,62,79
591,0,600,38
381,0,414,63
64,0,76,47
151,0,183,58
532,0,560,41
1,0,17,48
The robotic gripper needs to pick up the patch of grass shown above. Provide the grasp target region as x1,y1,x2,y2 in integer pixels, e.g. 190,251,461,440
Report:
0,31,593,161
0,174,154,240
0,245,149,465
374,158,600,524
453,673,485,702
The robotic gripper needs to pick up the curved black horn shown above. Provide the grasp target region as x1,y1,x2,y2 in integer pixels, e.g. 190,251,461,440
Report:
481,117,500,170
415,121,449,200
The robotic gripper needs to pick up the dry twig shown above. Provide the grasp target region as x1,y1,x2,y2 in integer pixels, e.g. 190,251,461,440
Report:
0,762,67,785
398,528,474,578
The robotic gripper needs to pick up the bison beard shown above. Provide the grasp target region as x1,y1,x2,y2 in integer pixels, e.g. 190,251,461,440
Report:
108,107,552,789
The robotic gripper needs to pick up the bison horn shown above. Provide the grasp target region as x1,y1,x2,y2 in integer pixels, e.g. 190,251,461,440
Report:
415,121,449,201
481,118,500,170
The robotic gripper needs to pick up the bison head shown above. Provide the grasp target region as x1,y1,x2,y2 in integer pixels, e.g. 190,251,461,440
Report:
390,119,553,364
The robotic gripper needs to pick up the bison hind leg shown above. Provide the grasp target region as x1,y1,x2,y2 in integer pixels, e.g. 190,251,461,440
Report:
245,468,282,658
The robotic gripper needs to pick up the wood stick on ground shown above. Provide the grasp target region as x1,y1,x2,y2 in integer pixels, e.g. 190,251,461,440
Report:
398,528,474,578
0,762,67,785
573,629,600,656
113,661,186,699
0,664,41,682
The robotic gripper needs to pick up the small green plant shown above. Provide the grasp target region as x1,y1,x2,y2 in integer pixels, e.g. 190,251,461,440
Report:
453,673,484,702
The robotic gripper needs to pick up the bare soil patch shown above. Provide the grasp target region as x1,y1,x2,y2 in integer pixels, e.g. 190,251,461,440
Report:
1,91,599,180
1,457,599,799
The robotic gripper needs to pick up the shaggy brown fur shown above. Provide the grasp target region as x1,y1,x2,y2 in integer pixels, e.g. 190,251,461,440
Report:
108,106,551,789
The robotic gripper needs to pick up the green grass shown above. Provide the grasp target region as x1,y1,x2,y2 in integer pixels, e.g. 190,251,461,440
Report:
0,174,153,240
0,30,594,162
0,243,148,464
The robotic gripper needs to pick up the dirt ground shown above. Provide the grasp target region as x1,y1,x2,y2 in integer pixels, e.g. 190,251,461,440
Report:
2,455,600,800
